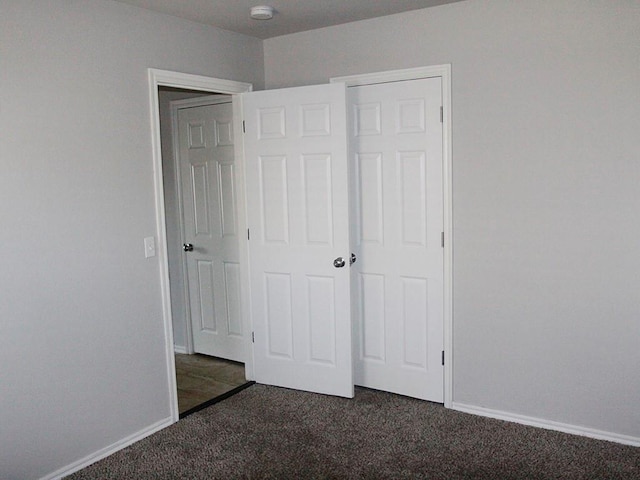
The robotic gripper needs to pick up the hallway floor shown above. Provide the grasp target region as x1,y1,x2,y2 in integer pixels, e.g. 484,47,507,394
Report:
175,353,246,414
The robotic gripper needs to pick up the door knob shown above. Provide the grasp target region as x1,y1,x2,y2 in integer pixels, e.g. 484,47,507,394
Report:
350,253,357,265
183,243,194,252
333,257,346,268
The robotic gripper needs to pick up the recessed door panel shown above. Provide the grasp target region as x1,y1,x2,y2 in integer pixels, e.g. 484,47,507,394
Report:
191,163,210,236
300,104,331,137
188,122,206,148
258,107,286,139
306,275,337,365
354,103,381,136
264,273,294,359
196,260,216,332
401,276,428,370
215,120,233,146
356,152,384,245
397,99,426,134
259,155,290,245
398,151,427,247
302,154,333,246
224,262,242,337
218,162,237,237
359,273,386,363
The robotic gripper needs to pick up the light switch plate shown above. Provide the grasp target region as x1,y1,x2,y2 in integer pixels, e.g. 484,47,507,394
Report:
144,236,156,258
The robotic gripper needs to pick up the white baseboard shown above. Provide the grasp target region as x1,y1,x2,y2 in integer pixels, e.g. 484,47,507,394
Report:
451,402,640,447
173,345,188,354
41,417,174,480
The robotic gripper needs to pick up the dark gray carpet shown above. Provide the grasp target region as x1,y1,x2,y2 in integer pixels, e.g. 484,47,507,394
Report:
67,384,639,479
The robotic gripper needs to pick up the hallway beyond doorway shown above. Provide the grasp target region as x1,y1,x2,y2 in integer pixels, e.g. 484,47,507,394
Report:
175,354,246,414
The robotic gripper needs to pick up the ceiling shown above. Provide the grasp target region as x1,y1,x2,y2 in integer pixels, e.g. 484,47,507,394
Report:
114,0,464,39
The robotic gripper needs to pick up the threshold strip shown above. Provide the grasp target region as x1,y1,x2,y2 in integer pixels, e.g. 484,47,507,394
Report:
179,381,256,419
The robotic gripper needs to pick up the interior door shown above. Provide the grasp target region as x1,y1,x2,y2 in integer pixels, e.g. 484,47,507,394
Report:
243,83,353,397
348,77,444,402
178,100,244,362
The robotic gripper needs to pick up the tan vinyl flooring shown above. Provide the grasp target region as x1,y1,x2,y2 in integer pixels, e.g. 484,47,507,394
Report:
175,353,246,414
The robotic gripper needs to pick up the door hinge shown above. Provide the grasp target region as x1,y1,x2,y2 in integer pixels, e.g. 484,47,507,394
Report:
442,350,445,366
242,120,246,133
441,232,444,248
247,228,250,240
440,106,443,123
252,332,255,343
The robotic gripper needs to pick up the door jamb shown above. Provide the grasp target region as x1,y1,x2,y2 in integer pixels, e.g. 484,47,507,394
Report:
170,95,234,356
148,69,253,422
330,65,453,408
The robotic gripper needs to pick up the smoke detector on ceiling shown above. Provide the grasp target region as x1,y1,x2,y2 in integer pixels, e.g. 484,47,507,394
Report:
250,5,274,20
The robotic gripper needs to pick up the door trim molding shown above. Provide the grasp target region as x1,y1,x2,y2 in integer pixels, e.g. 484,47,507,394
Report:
331,64,454,408
148,69,252,422
170,95,234,356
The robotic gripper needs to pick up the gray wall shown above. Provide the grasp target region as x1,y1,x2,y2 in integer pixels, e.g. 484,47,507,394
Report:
264,0,640,439
0,1,263,478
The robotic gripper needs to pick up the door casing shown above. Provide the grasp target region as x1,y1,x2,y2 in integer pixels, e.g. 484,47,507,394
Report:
149,65,452,423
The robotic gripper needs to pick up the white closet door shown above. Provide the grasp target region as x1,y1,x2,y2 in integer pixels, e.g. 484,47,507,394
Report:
243,83,353,398
349,77,444,402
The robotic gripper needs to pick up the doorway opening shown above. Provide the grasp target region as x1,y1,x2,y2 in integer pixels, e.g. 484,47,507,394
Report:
149,67,453,423
149,70,254,422
159,88,250,415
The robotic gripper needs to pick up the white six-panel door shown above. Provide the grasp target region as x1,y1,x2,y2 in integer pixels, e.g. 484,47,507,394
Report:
243,84,353,398
348,78,444,402
178,101,244,362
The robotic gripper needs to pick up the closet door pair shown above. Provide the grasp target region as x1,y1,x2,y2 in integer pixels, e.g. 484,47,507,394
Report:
243,77,444,403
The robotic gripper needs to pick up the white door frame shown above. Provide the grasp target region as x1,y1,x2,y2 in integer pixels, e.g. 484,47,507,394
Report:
331,64,453,407
148,69,253,422
170,95,235,356
149,66,452,421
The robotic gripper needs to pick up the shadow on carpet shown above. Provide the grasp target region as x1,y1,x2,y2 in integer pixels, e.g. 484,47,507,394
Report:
67,384,639,479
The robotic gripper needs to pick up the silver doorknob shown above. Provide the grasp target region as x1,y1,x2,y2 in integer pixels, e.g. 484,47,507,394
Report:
183,243,194,252
333,257,346,268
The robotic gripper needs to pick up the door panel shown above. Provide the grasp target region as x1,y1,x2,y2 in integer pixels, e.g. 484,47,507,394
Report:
178,101,244,362
243,83,353,398
359,273,385,362
349,78,444,402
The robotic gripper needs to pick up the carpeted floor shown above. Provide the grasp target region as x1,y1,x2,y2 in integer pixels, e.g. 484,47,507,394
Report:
67,384,639,479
